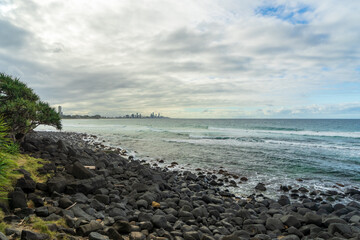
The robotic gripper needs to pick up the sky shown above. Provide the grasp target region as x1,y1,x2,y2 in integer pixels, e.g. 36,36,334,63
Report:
0,0,359,118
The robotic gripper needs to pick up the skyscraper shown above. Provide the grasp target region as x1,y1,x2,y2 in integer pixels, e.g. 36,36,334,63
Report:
58,106,63,117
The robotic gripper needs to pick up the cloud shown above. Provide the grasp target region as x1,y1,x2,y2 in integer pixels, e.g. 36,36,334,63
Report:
0,19,29,48
0,0,359,118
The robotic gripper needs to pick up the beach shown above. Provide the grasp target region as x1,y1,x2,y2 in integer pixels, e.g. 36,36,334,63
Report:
1,130,360,240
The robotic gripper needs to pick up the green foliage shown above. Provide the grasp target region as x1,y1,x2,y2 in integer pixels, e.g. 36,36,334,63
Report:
0,73,62,141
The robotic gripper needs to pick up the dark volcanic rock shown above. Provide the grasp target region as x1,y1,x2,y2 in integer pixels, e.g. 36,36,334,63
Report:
265,217,284,231
280,215,301,228
76,221,103,236
59,197,74,209
89,232,109,240
8,189,27,209
255,183,266,191
71,161,95,179
113,220,132,234
16,176,36,193
21,230,49,240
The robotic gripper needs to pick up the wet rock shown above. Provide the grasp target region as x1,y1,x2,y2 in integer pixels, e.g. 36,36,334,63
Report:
278,195,290,206
255,183,266,191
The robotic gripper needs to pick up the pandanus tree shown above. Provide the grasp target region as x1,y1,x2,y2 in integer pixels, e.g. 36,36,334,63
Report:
0,73,62,141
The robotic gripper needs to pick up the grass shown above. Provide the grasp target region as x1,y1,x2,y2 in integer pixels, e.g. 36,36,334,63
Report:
0,209,10,233
26,216,68,239
0,153,51,201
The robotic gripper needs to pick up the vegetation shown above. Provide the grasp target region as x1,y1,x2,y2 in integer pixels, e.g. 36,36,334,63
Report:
0,73,62,141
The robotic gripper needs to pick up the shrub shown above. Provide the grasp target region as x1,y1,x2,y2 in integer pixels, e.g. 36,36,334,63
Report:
0,73,62,141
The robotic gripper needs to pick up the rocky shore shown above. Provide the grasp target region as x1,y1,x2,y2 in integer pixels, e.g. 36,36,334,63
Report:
1,131,360,240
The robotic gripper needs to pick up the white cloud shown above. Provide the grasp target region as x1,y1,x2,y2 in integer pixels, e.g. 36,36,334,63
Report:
0,0,359,118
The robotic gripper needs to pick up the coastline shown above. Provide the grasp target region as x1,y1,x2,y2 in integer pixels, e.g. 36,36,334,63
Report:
1,130,360,240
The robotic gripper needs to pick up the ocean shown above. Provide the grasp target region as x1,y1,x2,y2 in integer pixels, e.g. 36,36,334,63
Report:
38,118,360,199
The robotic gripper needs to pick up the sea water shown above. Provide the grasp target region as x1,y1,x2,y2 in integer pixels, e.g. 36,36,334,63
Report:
37,119,360,198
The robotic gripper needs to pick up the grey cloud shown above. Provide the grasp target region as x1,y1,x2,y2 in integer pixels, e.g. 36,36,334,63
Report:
0,19,29,48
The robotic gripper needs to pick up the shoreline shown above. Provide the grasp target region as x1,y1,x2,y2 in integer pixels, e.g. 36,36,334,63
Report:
64,130,359,205
1,130,359,239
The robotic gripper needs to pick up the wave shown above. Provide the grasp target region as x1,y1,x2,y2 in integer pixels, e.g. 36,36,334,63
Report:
207,127,360,139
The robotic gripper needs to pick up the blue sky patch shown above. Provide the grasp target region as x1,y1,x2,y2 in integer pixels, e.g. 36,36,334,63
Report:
256,5,311,24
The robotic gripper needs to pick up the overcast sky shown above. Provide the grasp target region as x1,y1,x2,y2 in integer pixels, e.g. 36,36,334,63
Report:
0,0,359,118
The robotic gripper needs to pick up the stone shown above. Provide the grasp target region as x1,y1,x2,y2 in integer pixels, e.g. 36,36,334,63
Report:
90,199,106,211
106,227,123,240
129,232,146,240
328,223,352,238
243,224,267,235
95,194,110,205
265,217,284,231
151,215,171,230
323,216,347,227
132,183,149,193
89,232,109,240
280,215,301,228
0,232,8,240
5,228,21,237
71,161,95,179
59,197,74,209
278,195,290,206
8,190,27,209
183,231,200,240
255,183,266,191
35,206,49,217
113,220,132,234
16,176,36,193
136,199,148,209
76,221,103,236
280,235,300,240
138,221,153,231
71,205,95,221
47,175,68,193
21,230,49,240
304,212,322,226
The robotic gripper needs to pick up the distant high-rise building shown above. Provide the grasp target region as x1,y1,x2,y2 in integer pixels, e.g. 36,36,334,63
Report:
58,106,63,116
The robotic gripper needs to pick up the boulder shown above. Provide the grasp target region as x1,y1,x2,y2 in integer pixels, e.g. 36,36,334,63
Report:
328,223,352,238
8,190,27,209
76,221,103,236
265,217,284,231
113,220,132,234
21,230,49,240
255,183,266,191
280,215,301,228
71,161,95,179
16,176,36,193
59,197,74,209
89,232,109,240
